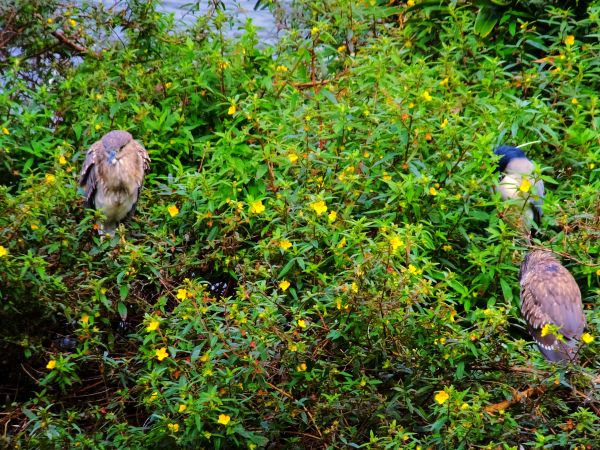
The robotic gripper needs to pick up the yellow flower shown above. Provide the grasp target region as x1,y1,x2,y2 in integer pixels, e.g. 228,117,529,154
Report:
69,19,76,27
564,35,575,46
540,323,552,338
0,246,8,257
176,289,188,300
178,404,187,413
407,0,415,6
46,360,57,370
519,178,531,193
351,282,359,293
596,268,600,276
440,77,449,86
337,45,346,53
149,391,158,401
434,390,449,405
146,319,160,332
460,402,469,410
328,211,337,222
570,98,578,105
58,155,67,165
442,244,452,252
279,280,291,291
155,347,169,361
310,200,327,216
440,118,448,129
95,123,101,131
31,223,39,230
167,204,179,217
297,363,307,372
422,91,433,102
288,343,298,352
279,240,292,250
276,65,288,72
337,237,347,248
167,423,179,433
1,127,9,135
311,27,319,35
408,264,418,274
45,174,56,184
165,82,172,89
217,414,231,425
389,236,402,252
297,319,307,329
81,314,90,324
288,153,299,163
429,187,438,196
228,104,236,115
250,200,265,214
590,163,596,170
47,18,54,24
581,333,594,344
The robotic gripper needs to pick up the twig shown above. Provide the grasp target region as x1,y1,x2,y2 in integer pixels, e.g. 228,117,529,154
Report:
484,385,546,414
265,381,323,438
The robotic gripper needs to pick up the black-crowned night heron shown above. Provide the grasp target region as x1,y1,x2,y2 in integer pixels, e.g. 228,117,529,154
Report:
519,250,586,362
79,130,150,234
494,145,544,234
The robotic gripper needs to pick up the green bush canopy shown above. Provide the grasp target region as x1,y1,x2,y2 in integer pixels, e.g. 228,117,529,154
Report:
0,0,599,448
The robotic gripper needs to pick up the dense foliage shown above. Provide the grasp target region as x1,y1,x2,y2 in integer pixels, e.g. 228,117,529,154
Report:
1,0,599,448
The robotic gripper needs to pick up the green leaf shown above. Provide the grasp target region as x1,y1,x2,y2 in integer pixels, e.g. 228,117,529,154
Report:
474,6,500,38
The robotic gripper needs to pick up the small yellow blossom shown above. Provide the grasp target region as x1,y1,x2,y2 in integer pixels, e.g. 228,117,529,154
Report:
442,244,452,252
571,98,578,105
460,403,469,410
440,77,449,86
434,390,449,405
58,155,67,165
81,314,90,324
519,178,531,193
45,174,56,184
540,323,552,338
176,289,188,300
408,264,418,274
31,223,39,230
288,153,299,163
564,35,575,46
328,211,337,222
337,237,346,248
429,186,438,196
288,343,298,352
178,404,187,413
146,319,160,332
279,240,292,250
422,91,433,102
276,65,288,72
297,363,307,372
167,204,179,217
407,0,415,6
228,104,236,115
311,27,319,35
155,347,169,361
69,19,76,27
351,282,359,293
47,18,54,24
95,123,102,131
46,360,57,370
217,414,231,425
590,163,595,170
165,82,172,89
297,319,307,329
279,280,291,291
389,236,402,252
167,423,179,433
200,352,210,363
149,391,158,401
440,118,448,129
337,45,346,53
250,200,265,214
1,127,9,135
581,333,594,344
310,200,328,216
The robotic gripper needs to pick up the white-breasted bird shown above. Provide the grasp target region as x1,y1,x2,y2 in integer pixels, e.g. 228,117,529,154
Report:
79,130,150,235
494,145,544,234
519,250,586,362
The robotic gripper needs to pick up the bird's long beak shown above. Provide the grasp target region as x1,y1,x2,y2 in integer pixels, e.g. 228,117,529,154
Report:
107,149,117,165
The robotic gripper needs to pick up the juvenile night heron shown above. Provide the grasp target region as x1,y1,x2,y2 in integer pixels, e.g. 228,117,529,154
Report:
494,145,544,234
519,250,586,362
79,130,150,234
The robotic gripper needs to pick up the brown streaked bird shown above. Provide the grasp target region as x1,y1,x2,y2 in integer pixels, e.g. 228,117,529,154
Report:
79,130,150,235
519,250,586,362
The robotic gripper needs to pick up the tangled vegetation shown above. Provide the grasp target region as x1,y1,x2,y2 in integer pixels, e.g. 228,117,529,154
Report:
1,0,599,448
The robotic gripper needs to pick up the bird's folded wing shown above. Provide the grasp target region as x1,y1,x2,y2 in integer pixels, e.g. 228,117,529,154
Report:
79,140,103,208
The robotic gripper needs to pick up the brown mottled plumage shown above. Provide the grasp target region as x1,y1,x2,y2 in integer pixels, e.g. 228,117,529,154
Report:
79,130,150,234
519,250,585,362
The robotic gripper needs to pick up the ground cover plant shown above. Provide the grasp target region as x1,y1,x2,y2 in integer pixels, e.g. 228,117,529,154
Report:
1,0,599,448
